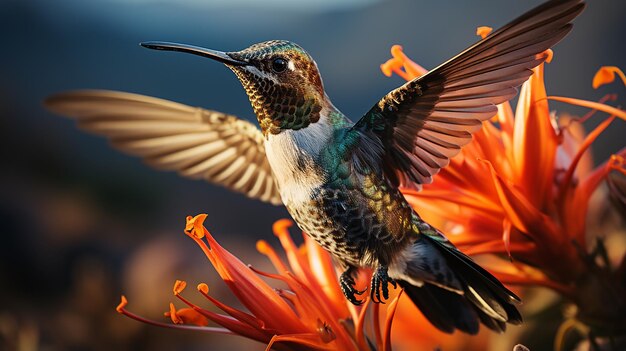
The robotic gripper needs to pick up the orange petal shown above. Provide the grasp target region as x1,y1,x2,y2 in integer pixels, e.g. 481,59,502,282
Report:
482,159,558,239
354,298,372,351
502,219,513,260
497,102,515,139
272,219,308,279
272,220,352,327
304,235,351,318
476,26,492,39
463,239,536,257
592,66,626,89
512,64,558,208
187,216,306,333
373,302,383,351
383,291,403,351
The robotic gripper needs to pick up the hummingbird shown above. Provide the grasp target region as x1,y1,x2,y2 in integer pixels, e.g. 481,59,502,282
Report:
47,0,584,334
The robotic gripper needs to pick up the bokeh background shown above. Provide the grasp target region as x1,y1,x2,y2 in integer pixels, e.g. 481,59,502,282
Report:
1,0,624,350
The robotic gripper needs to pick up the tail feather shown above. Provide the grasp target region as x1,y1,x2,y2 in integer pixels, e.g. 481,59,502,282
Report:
392,234,522,334
440,238,521,304
431,235,523,326
399,281,479,334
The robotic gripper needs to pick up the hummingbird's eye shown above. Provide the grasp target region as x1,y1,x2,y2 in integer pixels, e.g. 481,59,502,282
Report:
271,58,288,73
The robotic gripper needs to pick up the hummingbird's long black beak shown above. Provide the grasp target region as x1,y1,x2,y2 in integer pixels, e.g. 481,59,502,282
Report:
140,41,248,66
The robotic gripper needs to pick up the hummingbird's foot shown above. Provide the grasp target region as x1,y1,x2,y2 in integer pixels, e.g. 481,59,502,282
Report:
340,267,366,305
370,265,397,304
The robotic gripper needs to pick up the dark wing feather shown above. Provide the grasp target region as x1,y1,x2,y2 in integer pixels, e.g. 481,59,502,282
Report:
354,0,584,188
46,90,282,205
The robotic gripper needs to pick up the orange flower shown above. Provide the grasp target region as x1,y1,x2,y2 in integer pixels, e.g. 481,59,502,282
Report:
381,29,626,333
117,215,420,351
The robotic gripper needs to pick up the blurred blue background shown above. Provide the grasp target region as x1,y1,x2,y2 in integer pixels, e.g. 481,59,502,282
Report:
0,0,624,350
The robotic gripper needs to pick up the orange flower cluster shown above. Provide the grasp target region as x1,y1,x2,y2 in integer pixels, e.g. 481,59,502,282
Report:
381,31,625,301
118,215,404,350
117,214,493,350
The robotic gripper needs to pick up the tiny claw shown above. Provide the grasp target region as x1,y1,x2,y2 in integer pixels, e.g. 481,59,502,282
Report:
352,297,365,306
340,267,366,306
369,265,395,304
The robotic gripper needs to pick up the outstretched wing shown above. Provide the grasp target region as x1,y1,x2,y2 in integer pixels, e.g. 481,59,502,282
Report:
46,90,282,205
353,0,584,188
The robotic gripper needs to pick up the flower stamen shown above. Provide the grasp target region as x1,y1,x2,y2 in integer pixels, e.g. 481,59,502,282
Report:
592,66,626,89
116,296,226,333
476,26,493,39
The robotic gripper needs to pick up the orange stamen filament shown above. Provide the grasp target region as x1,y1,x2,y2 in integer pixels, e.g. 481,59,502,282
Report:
264,333,325,351
248,264,288,281
548,96,626,120
196,283,263,329
562,94,617,127
558,115,616,203
116,299,232,334
171,289,271,342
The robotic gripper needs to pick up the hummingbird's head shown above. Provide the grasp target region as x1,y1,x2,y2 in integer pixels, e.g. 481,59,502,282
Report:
141,40,327,135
